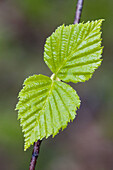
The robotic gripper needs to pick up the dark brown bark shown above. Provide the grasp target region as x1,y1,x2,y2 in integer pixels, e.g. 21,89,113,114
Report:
74,0,84,24
29,0,84,169
29,140,42,170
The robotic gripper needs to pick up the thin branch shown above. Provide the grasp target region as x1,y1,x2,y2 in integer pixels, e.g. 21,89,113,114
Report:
29,140,42,170
29,1,84,169
74,0,84,24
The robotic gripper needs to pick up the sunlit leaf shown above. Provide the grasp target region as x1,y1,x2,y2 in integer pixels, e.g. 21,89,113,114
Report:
44,19,103,83
16,74,80,150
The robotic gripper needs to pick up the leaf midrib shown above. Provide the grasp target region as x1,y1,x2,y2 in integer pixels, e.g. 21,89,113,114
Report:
55,27,97,76
33,79,54,138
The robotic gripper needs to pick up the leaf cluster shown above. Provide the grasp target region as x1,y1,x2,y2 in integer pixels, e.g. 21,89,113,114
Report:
16,20,104,150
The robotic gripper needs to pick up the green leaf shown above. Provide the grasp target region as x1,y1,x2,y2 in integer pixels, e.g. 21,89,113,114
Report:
44,19,104,83
16,74,80,150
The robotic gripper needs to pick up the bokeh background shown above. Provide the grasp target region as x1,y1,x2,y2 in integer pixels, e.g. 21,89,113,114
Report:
0,0,113,169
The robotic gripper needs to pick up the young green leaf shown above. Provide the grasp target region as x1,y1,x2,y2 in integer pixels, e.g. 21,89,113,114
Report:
44,19,103,83
16,74,80,150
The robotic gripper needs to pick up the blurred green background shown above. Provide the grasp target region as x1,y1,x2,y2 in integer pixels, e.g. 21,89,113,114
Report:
0,0,113,169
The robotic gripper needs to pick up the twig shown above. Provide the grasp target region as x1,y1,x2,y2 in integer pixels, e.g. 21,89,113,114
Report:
74,0,84,24
29,140,42,170
29,0,84,169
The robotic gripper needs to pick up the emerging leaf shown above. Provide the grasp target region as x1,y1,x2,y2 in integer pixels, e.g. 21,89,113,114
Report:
16,74,80,150
44,19,104,83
